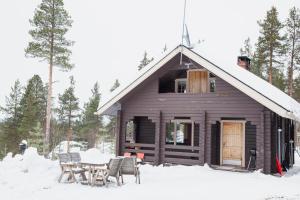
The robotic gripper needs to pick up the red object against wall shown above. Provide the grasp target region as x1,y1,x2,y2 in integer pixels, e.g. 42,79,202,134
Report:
276,155,283,176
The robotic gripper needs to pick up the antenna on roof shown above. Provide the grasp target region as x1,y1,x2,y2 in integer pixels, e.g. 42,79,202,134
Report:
180,0,187,65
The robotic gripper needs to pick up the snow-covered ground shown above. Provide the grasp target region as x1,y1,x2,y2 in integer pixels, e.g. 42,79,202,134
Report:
1,148,300,200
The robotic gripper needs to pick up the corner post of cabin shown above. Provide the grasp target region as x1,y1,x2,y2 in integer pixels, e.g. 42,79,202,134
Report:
154,111,162,165
199,110,206,165
264,110,272,173
256,110,265,170
115,110,122,157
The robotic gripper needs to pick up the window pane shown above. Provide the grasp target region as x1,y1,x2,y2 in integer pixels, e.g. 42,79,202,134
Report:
126,121,135,143
210,79,216,92
176,122,192,145
176,123,185,143
177,80,186,93
166,122,175,144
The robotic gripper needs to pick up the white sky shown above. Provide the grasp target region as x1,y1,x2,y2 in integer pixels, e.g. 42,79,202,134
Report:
0,0,299,113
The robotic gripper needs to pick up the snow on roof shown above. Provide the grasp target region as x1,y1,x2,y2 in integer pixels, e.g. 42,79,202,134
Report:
97,45,300,121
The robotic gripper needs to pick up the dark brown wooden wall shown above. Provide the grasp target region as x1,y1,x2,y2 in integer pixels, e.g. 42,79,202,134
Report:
118,54,271,172
245,122,256,169
135,117,155,144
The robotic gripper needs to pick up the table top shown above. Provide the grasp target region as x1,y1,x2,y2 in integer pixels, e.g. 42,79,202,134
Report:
80,162,107,167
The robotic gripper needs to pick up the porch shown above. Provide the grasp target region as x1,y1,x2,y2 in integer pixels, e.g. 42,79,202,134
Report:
115,111,262,171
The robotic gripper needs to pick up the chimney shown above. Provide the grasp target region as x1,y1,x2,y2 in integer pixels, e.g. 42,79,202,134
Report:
237,56,251,70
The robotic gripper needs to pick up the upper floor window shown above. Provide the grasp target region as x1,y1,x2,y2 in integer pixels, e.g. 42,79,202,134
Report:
159,69,216,93
175,79,187,93
209,73,216,93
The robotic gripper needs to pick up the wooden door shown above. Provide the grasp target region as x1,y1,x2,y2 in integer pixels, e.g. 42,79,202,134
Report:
221,122,244,166
187,70,208,93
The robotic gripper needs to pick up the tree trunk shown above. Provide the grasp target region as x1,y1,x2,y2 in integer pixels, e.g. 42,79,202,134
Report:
288,58,294,96
44,0,55,156
44,62,52,156
269,49,273,84
288,31,296,97
67,109,72,153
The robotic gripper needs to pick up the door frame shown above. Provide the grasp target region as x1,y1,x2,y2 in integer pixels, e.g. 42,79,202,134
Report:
220,120,246,167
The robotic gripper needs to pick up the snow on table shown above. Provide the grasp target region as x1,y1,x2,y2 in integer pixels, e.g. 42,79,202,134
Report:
0,147,300,200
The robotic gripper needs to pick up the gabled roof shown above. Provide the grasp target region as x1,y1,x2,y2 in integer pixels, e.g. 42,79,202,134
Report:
97,45,300,122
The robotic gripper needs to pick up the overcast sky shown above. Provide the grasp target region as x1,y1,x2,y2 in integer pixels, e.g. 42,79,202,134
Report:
0,0,299,113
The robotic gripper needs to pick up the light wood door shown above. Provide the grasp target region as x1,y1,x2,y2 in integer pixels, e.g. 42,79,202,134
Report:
187,70,208,93
222,122,244,166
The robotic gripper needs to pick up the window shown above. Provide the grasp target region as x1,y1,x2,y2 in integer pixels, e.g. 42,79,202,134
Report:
125,117,156,144
209,73,216,92
175,79,187,93
126,120,135,143
166,119,194,146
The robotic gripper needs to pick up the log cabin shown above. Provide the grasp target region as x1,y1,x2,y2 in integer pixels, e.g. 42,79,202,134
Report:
97,45,300,174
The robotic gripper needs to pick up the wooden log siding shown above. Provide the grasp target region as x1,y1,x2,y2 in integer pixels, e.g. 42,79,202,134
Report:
118,54,273,171
123,143,156,162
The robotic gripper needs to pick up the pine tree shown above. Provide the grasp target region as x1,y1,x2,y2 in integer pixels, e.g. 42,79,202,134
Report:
285,7,300,96
257,7,286,84
251,47,266,79
138,51,154,70
57,76,79,149
19,75,47,144
80,82,102,148
110,79,120,92
25,0,74,154
293,75,300,101
0,80,23,154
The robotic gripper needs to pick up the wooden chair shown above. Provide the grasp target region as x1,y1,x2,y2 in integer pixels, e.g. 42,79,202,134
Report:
58,153,74,183
120,157,140,184
94,158,124,187
58,153,86,183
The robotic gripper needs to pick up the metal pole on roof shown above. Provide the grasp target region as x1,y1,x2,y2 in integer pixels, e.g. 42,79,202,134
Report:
180,0,187,65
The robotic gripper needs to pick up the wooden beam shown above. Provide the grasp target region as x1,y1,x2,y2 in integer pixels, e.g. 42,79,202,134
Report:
154,111,162,165
115,110,122,156
199,110,206,165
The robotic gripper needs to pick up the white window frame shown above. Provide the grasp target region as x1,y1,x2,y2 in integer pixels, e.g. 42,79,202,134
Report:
169,119,194,147
175,78,187,93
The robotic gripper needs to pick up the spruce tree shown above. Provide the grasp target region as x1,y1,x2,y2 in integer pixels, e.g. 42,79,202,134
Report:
25,0,74,154
251,47,266,79
285,7,300,96
0,80,23,154
28,122,44,153
257,7,286,84
239,38,265,78
1,80,23,123
19,75,47,146
110,79,120,92
138,51,154,70
81,82,102,148
57,76,79,149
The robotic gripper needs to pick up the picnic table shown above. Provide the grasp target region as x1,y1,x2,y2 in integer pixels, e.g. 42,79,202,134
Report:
80,162,108,186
